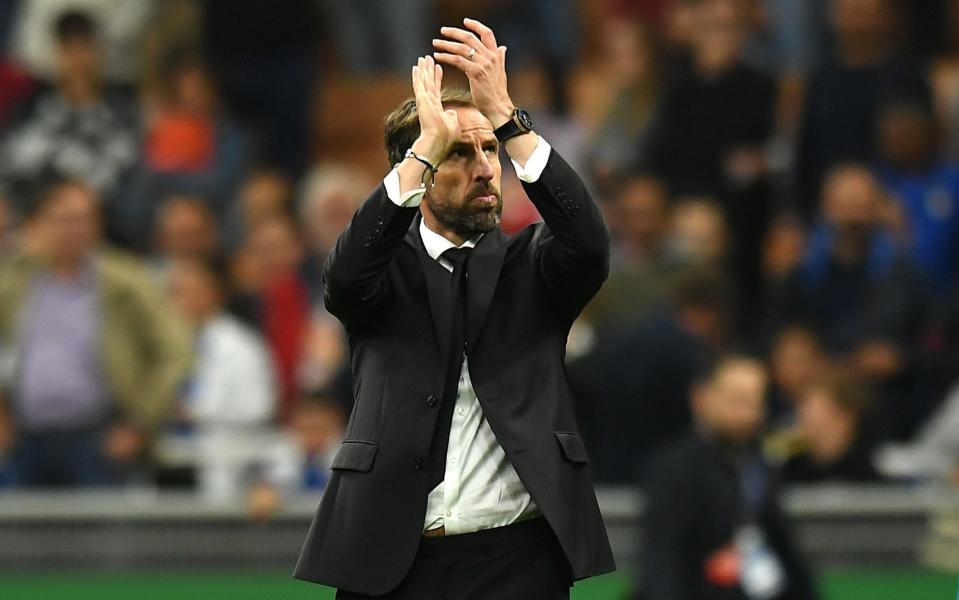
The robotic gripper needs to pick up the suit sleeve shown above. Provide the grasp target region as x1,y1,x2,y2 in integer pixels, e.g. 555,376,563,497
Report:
519,147,611,320
323,182,420,331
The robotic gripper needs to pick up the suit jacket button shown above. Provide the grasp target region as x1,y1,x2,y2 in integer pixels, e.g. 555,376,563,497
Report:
426,395,437,407
414,458,424,469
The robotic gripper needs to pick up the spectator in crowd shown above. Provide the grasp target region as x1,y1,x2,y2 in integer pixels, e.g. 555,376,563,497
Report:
766,326,827,426
0,10,139,218
296,163,371,301
149,195,219,284
796,0,932,220
586,176,690,332
587,268,733,483
639,356,818,600
779,369,881,484
123,49,250,247
585,19,661,187
874,99,959,299
166,258,276,500
0,180,192,487
929,0,959,160
763,164,932,439
246,391,345,522
641,0,778,320
7,0,156,84
668,196,731,267
229,214,310,423
223,167,294,251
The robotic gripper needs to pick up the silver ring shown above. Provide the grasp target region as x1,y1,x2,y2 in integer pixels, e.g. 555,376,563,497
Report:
467,47,476,60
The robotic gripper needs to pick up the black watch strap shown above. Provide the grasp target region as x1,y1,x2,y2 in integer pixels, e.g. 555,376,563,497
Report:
494,108,533,143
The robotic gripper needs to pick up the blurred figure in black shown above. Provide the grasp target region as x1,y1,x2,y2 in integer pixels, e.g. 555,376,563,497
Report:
641,0,777,336
203,0,320,177
638,357,818,600
796,0,931,221
588,268,732,483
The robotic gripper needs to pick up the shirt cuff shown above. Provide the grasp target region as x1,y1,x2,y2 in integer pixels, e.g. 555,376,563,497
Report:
383,168,426,207
510,135,552,183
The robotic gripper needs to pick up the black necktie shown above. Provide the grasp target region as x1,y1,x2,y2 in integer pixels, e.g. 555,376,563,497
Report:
427,247,472,490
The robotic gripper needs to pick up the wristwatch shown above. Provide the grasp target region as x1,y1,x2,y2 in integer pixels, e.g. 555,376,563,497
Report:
494,108,534,143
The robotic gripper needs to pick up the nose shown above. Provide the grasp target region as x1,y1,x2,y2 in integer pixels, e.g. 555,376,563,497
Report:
473,150,494,182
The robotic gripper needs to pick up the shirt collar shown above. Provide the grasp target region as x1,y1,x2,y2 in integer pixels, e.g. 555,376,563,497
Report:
418,218,483,262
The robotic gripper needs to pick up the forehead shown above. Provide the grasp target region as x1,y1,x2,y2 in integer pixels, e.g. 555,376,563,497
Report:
451,106,495,142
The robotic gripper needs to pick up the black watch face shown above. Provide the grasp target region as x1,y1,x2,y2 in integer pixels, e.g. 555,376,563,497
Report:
517,109,533,131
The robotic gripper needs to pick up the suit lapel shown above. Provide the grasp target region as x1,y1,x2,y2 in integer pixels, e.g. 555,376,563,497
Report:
405,217,453,365
465,228,508,350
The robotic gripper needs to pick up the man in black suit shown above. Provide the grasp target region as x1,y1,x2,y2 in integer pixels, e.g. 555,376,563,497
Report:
638,357,818,600
293,18,614,599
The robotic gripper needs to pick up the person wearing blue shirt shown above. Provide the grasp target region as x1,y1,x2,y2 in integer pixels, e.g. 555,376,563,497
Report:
876,100,959,299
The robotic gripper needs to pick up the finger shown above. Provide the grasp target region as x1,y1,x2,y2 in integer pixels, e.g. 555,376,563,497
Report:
434,63,443,91
433,52,481,75
411,63,421,97
463,18,497,50
432,39,481,61
422,56,440,99
439,26,485,53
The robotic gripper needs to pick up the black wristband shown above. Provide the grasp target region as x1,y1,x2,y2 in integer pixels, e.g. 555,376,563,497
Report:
404,148,436,173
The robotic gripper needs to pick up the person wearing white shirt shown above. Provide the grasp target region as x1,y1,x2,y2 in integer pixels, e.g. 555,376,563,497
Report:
166,258,276,500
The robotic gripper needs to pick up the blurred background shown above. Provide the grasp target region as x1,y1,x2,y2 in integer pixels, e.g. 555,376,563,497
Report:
1,0,959,598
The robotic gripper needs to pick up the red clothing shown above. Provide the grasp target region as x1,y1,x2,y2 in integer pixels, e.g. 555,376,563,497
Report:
145,112,216,172
0,60,36,127
262,271,310,423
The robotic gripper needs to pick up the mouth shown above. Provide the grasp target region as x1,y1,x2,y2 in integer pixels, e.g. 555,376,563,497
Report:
471,194,498,207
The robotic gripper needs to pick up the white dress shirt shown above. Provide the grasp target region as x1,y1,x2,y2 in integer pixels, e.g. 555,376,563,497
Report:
382,135,551,535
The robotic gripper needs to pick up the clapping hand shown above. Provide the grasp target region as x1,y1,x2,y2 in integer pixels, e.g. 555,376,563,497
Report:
411,55,460,167
432,18,514,129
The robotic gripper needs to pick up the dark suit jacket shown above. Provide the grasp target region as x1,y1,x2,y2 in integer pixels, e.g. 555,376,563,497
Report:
638,432,818,600
293,149,615,594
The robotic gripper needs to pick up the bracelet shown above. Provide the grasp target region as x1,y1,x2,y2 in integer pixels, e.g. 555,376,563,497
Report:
404,148,437,185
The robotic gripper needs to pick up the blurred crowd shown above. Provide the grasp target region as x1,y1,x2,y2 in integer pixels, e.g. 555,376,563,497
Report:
0,0,958,527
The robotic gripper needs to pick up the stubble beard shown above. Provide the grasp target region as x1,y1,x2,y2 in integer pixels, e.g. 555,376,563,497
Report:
427,185,503,240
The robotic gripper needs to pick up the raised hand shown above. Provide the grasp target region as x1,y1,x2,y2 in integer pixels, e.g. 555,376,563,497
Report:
411,55,460,167
432,18,514,129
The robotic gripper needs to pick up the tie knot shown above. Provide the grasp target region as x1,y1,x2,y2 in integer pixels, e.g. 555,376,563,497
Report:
441,247,472,271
